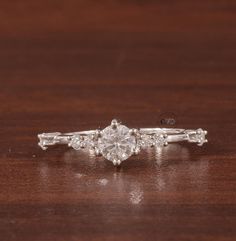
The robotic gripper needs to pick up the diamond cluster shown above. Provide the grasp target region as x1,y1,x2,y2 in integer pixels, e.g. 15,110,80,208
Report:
69,120,168,165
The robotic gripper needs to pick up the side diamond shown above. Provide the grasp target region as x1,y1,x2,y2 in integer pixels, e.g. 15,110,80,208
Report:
196,129,207,146
139,134,154,148
70,135,96,150
69,135,82,150
153,134,167,147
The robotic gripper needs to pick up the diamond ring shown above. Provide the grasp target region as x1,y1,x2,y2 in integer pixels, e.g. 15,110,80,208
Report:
38,119,208,166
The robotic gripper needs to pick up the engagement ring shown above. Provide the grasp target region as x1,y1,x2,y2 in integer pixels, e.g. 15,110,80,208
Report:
38,119,208,166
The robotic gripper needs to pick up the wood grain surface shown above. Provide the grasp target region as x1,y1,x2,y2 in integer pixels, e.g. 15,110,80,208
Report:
0,1,236,241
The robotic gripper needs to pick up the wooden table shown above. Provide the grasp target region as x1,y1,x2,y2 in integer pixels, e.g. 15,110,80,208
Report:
1,1,236,240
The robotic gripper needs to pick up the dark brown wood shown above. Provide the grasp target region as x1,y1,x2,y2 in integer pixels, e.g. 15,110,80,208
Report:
0,1,236,240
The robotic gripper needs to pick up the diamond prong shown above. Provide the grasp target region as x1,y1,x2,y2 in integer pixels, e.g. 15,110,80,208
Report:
113,159,121,166
111,119,119,129
197,140,203,146
197,129,203,135
95,147,101,156
95,129,102,138
134,147,141,155
129,128,139,136
38,142,47,150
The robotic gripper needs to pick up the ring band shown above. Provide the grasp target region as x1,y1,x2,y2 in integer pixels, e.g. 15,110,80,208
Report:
38,119,208,166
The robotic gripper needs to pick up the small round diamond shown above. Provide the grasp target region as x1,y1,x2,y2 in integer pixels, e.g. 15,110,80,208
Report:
139,134,154,148
70,135,95,150
98,124,136,163
196,129,207,146
153,134,166,147
70,135,81,150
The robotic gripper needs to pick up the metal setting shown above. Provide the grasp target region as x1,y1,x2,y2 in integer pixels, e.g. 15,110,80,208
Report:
38,119,208,166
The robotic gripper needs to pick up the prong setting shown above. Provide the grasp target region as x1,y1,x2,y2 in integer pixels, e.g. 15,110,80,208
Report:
111,119,119,129
97,122,136,164
163,133,168,139
95,129,102,139
94,147,102,156
134,146,141,155
129,128,139,136
113,159,121,166
38,142,48,150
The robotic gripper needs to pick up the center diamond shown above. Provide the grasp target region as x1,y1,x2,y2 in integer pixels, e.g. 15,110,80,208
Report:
98,122,136,165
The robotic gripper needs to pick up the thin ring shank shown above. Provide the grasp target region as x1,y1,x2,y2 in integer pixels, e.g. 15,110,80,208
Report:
139,128,186,134
64,128,190,143
38,127,205,149
64,128,186,136
65,130,97,136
